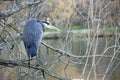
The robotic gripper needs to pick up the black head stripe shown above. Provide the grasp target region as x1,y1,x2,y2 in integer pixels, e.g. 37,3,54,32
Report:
42,21,50,25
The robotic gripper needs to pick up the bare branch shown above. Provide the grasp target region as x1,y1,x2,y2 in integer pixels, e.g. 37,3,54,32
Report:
0,0,45,18
0,59,70,80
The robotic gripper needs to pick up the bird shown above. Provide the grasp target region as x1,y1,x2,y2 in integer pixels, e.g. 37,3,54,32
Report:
23,18,60,68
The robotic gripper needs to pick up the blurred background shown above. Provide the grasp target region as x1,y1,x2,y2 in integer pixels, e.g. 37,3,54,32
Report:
0,0,120,80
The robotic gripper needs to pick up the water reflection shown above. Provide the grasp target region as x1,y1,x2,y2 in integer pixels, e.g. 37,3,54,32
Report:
0,36,120,80
40,37,120,80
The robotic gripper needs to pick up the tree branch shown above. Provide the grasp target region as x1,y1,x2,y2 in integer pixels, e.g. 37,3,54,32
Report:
0,59,70,80
41,42,120,61
0,0,45,18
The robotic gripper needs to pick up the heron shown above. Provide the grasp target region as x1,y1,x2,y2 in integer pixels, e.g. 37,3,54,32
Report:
23,18,59,68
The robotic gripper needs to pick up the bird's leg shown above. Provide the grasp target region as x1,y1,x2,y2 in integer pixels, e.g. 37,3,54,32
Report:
28,56,31,68
36,53,43,67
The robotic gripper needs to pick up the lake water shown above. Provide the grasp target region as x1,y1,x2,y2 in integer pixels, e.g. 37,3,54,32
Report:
0,36,120,80
41,36,120,80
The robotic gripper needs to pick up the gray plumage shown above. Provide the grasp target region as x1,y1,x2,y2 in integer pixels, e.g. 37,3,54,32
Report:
23,18,59,68
23,19,44,68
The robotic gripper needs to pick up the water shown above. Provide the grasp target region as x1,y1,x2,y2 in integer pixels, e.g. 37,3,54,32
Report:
0,36,120,80
41,36,120,80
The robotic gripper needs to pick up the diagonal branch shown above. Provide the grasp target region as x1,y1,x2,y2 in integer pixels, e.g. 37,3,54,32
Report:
41,42,120,61
0,0,45,18
0,59,70,80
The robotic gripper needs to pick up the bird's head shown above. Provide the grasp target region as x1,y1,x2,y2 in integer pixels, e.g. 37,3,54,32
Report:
42,17,60,31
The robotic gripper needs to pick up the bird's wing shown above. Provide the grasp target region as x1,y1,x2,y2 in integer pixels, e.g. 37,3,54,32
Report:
23,22,43,57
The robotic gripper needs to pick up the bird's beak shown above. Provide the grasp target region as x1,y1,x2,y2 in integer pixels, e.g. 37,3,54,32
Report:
50,25,60,31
